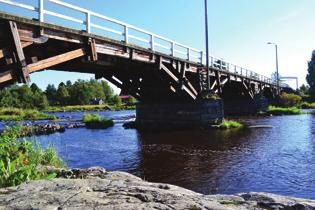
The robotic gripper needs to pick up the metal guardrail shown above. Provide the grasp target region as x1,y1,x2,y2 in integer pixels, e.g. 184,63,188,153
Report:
0,0,278,85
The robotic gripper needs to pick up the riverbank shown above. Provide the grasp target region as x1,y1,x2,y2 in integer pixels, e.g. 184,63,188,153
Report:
0,108,56,121
0,167,314,210
43,104,135,112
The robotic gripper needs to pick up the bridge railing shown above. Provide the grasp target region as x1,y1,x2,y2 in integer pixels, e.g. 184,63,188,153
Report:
0,0,278,86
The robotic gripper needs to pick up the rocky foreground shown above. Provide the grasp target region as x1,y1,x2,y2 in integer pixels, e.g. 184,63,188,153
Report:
0,167,315,210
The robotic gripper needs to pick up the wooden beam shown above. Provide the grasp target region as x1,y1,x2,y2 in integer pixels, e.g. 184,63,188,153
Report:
0,70,14,83
0,49,4,59
9,21,30,83
160,61,179,83
243,82,254,99
27,48,86,73
21,41,33,48
89,38,98,61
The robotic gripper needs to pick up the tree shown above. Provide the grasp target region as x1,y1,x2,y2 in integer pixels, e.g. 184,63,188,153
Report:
56,83,70,106
111,95,122,106
101,80,114,100
45,84,57,106
271,71,281,83
306,51,315,99
0,85,48,109
299,84,309,96
30,83,41,93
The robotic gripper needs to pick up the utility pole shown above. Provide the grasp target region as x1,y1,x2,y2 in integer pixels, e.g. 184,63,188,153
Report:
267,42,280,93
204,0,210,90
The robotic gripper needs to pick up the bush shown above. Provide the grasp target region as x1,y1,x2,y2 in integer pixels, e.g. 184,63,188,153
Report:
219,120,243,129
279,93,302,107
0,125,64,187
266,106,304,115
83,114,114,129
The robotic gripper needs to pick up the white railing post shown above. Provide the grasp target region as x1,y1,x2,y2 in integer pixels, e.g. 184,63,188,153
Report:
211,56,213,67
171,42,175,56
187,48,190,61
124,25,128,44
150,34,154,51
38,0,44,22
86,12,91,33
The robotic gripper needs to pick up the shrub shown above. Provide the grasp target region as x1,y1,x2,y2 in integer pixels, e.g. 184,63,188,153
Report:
0,125,64,187
266,106,304,115
83,114,114,129
279,93,302,107
219,120,243,129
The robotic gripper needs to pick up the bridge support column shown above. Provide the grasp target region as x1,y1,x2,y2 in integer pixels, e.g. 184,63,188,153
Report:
135,100,224,129
223,93,269,115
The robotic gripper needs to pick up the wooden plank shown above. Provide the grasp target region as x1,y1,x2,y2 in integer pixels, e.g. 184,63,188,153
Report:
9,21,30,83
27,48,86,73
89,38,98,61
0,49,4,59
0,70,14,83
21,41,33,48
160,62,179,83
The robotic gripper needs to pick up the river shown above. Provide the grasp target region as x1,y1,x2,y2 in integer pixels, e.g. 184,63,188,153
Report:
5,110,315,199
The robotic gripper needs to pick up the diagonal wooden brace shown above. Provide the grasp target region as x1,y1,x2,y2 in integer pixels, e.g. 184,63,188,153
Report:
9,21,30,83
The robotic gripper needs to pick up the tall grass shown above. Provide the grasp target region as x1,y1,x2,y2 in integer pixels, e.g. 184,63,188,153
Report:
0,108,56,121
83,114,114,129
0,125,64,187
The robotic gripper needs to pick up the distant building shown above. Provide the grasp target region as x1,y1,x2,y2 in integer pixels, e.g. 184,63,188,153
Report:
119,95,130,104
91,98,104,105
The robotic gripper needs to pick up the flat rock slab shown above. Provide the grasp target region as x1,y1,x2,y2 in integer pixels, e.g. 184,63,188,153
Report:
0,167,315,210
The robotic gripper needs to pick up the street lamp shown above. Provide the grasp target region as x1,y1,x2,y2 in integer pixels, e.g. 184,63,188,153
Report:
204,0,210,90
267,42,280,92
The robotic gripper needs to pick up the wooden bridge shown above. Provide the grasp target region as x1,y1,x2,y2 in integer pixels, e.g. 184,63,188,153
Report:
0,0,283,125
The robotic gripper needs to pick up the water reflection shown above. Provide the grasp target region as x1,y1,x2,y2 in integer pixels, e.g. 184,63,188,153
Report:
28,111,315,199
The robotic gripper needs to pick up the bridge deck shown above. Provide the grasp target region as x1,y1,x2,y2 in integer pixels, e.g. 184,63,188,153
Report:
0,0,280,102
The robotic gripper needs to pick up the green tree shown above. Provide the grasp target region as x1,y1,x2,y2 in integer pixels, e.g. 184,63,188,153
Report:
56,83,70,106
101,80,114,100
45,84,57,106
299,84,309,96
111,95,122,106
306,51,315,99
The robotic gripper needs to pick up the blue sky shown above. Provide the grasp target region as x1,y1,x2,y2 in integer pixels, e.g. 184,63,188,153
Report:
1,0,314,90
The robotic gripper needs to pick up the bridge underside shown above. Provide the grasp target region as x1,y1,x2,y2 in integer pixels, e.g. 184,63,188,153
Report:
0,13,281,125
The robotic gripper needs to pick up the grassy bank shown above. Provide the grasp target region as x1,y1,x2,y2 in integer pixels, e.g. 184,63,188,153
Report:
219,120,243,129
0,108,56,121
44,104,135,112
263,106,304,116
83,114,114,129
298,102,315,109
0,125,64,187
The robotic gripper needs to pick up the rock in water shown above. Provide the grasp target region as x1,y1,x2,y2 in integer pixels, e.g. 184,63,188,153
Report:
0,167,314,210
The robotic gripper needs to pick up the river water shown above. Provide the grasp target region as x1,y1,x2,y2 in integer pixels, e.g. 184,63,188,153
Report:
4,110,315,199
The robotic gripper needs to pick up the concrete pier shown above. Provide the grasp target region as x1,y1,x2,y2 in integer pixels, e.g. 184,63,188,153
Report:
136,99,224,128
